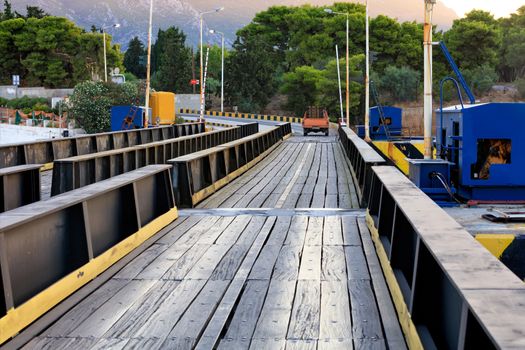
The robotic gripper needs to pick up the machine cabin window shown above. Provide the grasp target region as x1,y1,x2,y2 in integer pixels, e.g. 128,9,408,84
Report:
471,139,512,180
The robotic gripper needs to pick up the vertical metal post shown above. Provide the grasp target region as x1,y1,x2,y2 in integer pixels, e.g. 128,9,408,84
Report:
336,45,344,121
103,31,107,82
144,0,154,129
364,0,371,141
423,0,436,159
346,14,350,127
200,15,204,121
221,34,224,113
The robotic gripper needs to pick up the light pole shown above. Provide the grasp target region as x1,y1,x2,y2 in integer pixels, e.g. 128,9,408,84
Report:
325,8,350,127
199,7,224,120
100,23,121,82
364,0,371,141
144,0,153,128
209,29,225,113
423,0,436,159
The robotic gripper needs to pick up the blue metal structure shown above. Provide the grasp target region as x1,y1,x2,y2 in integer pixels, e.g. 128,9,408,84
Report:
110,105,151,131
437,41,476,105
357,106,402,140
438,103,525,201
408,159,455,204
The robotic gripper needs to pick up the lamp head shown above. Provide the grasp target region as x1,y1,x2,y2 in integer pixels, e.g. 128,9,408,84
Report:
114,23,121,28
324,8,334,14
215,7,224,12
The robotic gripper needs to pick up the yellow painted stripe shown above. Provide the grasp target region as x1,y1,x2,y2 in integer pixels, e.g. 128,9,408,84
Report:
373,141,411,176
40,162,53,172
191,142,282,205
0,207,178,344
475,234,515,259
366,212,424,350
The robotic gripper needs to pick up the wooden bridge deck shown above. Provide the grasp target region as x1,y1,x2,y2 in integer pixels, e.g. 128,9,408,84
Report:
23,136,405,350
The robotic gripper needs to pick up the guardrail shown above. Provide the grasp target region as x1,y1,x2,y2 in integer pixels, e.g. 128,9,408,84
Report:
0,122,205,169
170,123,291,207
0,164,41,213
179,108,302,124
366,165,525,350
338,126,386,207
51,125,255,196
0,165,178,345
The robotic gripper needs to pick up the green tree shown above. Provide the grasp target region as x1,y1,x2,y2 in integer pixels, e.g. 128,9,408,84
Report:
444,10,500,71
463,64,498,95
1,0,14,20
69,81,138,133
225,37,280,112
281,65,325,116
151,27,192,93
499,6,525,81
377,66,420,102
124,36,146,78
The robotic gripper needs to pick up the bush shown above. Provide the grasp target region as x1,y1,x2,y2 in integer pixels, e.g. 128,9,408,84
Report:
515,78,525,99
377,66,420,102
5,96,50,110
463,64,498,95
69,81,139,133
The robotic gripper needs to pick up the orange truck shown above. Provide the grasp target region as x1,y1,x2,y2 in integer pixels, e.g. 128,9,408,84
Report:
302,106,329,136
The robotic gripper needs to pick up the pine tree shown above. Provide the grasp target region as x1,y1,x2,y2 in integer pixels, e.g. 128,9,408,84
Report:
124,36,146,78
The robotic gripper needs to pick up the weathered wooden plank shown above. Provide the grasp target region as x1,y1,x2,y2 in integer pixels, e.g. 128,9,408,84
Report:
284,215,308,246
215,215,252,245
353,338,387,350
210,244,250,280
248,244,281,280
298,245,322,281
252,280,297,341
157,215,204,245
197,216,237,244
134,279,207,338
69,279,157,337
44,279,130,337
345,245,371,280
304,216,323,246
323,215,343,246
162,243,211,280
246,338,285,350
272,245,302,281
321,245,346,281
90,338,130,350
112,243,169,280
287,280,321,340
103,280,180,338
22,336,97,350
124,337,165,350
348,279,384,341
221,280,271,341
286,339,317,349
134,244,192,280
317,339,354,350
185,244,234,280
163,280,230,349
319,281,352,341
174,216,223,246
357,218,407,350
266,216,292,246
342,216,361,246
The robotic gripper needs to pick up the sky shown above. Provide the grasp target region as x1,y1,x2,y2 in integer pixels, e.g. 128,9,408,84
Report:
440,0,523,18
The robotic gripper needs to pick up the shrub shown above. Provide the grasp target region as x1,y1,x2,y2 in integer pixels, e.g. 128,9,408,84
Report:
515,78,525,99
377,66,420,102
463,64,498,95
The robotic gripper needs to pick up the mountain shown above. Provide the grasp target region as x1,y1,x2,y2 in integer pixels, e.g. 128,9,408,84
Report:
10,0,459,50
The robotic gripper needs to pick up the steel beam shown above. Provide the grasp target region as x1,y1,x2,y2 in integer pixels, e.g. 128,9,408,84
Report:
0,164,41,213
0,122,205,169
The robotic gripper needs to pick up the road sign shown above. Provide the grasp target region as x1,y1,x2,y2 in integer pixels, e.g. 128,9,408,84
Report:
12,75,20,86
190,79,199,86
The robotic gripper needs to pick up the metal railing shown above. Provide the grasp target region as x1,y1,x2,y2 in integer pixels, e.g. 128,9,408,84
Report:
338,126,386,207
366,165,525,349
0,165,177,345
170,123,291,207
0,122,205,168
51,125,259,196
0,164,41,212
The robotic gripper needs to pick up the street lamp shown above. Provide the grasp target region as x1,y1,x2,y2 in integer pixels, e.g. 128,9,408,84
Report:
100,23,121,82
199,7,224,120
145,0,153,128
364,0,371,141
209,29,225,113
325,8,350,127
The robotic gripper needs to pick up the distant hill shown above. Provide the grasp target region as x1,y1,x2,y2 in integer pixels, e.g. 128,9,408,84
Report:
11,0,459,50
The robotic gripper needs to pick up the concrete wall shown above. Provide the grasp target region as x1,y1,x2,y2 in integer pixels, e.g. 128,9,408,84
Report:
0,86,74,100
0,124,85,145
175,94,200,112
